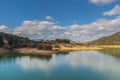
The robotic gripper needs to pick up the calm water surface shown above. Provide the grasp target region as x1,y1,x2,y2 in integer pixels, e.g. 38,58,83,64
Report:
0,50,120,80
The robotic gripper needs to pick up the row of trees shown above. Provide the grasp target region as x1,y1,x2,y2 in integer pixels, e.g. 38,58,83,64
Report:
39,39,71,44
37,44,53,50
0,32,71,49
0,32,37,48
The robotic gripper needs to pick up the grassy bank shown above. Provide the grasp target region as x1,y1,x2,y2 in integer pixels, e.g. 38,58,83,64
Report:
13,48,56,55
59,45,103,51
0,45,120,55
0,48,10,53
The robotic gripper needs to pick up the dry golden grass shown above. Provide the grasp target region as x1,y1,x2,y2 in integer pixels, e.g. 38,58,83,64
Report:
2,45,120,55
59,45,103,51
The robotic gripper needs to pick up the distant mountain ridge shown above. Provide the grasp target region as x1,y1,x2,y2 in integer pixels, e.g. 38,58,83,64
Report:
88,31,120,45
1,31,120,47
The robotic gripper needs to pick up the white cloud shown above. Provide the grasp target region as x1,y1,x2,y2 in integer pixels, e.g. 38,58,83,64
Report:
13,20,66,39
103,5,120,16
46,16,54,20
63,17,120,42
1,16,120,42
89,0,115,5
0,25,11,33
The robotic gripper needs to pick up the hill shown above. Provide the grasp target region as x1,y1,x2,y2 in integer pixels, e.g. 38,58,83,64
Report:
87,31,120,45
0,32,36,48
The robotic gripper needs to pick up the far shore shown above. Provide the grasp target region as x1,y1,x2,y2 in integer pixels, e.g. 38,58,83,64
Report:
0,45,120,54
13,48,57,55
15,45,120,54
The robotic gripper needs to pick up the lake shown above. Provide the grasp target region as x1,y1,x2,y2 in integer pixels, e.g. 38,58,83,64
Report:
0,49,120,80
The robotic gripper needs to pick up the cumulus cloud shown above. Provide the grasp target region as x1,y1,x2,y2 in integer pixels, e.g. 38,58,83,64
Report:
103,5,120,16
0,25,11,33
13,20,66,39
1,15,120,42
63,17,120,42
89,0,115,5
46,16,54,20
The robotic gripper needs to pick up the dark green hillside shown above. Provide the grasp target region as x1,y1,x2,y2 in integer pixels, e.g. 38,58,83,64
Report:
88,31,120,45
0,32,36,48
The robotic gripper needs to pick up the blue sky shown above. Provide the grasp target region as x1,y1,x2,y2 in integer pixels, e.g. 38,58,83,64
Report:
0,0,120,42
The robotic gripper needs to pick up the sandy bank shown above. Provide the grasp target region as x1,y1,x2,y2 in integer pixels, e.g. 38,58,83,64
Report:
14,48,56,55
14,46,103,54
1,45,120,55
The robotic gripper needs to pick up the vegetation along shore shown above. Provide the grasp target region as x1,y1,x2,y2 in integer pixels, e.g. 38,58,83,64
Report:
0,31,120,54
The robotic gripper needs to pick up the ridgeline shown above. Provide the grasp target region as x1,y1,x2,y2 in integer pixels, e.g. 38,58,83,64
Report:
87,31,120,45
0,32,36,48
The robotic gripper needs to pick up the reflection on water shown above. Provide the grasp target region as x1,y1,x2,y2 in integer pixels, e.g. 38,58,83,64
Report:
0,50,120,80
99,48,120,58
